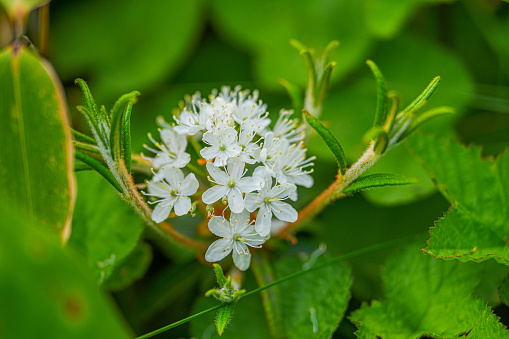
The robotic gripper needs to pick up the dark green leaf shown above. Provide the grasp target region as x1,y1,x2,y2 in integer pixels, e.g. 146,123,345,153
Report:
366,59,387,128
68,172,143,284
350,243,509,338
0,45,74,240
110,91,139,158
72,129,96,144
122,101,134,173
304,110,347,174
215,303,235,336
275,256,352,339
410,135,509,265
0,203,131,338
103,242,152,291
343,173,418,195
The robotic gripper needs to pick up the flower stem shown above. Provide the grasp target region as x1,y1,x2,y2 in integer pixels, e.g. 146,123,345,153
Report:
277,142,380,236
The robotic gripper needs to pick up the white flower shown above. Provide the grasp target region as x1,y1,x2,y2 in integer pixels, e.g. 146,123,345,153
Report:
237,125,260,164
142,127,191,181
273,141,315,188
144,167,199,223
205,210,267,271
271,109,305,143
174,105,209,136
200,127,242,167
202,160,264,213
245,173,298,236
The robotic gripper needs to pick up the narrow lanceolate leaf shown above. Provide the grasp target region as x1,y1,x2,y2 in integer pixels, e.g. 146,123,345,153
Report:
0,45,74,241
399,76,441,117
110,91,139,157
75,151,122,193
303,110,347,174
366,60,387,127
343,173,417,195
0,202,131,338
400,106,455,140
350,243,509,338
121,101,134,173
216,303,235,336
214,264,228,287
409,135,509,265
275,256,352,339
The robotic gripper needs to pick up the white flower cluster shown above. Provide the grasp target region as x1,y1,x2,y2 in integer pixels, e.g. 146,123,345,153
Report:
143,86,315,270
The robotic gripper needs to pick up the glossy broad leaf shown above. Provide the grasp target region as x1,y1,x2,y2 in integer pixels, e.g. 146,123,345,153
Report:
50,0,204,100
275,256,352,339
210,0,372,88
343,173,417,195
410,135,509,265
69,172,143,285
0,203,131,338
350,244,509,338
0,45,74,241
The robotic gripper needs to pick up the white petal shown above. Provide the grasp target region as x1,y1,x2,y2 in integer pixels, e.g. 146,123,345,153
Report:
255,205,272,236
228,188,244,213
174,125,191,135
214,152,229,167
232,242,251,271
226,144,242,158
162,167,183,188
271,201,298,222
202,131,220,146
202,185,229,204
147,181,171,197
227,159,245,180
207,163,228,184
291,173,314,188
222,127,238,145
244,193,263,212
200,146,219,160
205,239,233,262
230,210,251,233
151,203,173,223
208,216,231,237
236,176,264,193
174,196,191,216
269,183,296,199
180,173,199,196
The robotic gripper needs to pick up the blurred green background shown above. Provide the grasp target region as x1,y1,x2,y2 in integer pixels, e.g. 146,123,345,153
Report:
2,0,508,337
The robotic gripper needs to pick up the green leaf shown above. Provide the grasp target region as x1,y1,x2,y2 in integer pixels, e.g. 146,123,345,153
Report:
400,105,455,140
366,59,388,128
214,264,228,287
75,150,122,193
0,45,74,240
303,110,347,174
103,242,152,291
343,173,418,194
275,256,352,339
215,303,235,336
409,134,509,265
500,275,509,307
210,0,372,88
51,0,203,100
350,243,509,338
68,172,143,285
0,202,131,338
279,78,303,112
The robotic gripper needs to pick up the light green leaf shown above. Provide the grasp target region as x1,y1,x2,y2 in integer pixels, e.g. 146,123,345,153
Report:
102,242,152,291
0,45,74,241
68,172,143,284
364,0,456,39
366,59,388,128
215,303,235,336
350,244,509,338
343,173,417,195
275,256,352,339
50,0,204,100
210,0,372,88
304,110,347,174
0,203,131,338
410,134,509,265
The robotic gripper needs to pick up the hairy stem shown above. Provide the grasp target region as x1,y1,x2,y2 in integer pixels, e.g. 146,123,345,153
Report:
277,142,380,236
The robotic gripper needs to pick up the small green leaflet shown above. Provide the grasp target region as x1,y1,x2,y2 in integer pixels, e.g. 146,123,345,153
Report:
343,173,417,194
366,60,388,128
303,110,347,174
216,303,235,335
409,134,509,265
350,243,509,338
